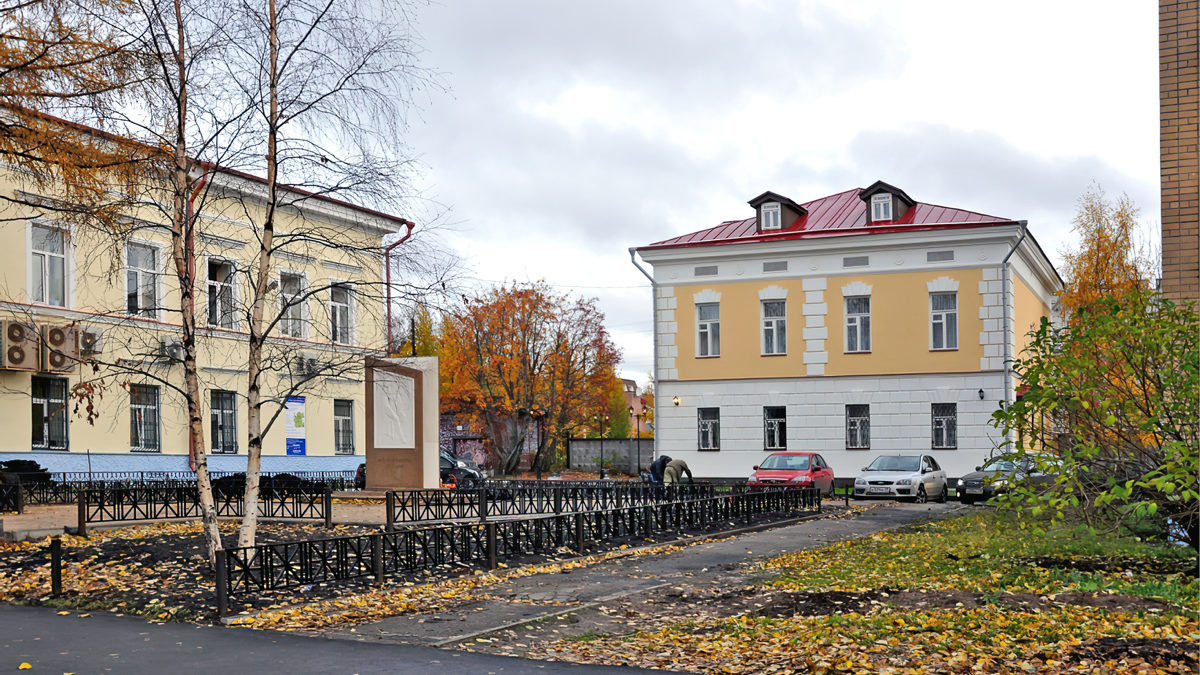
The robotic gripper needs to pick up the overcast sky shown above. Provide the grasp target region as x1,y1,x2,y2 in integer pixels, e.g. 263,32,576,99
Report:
404,1,1160,386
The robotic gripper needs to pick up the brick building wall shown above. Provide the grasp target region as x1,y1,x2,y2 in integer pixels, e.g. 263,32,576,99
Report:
1160,0,1200,302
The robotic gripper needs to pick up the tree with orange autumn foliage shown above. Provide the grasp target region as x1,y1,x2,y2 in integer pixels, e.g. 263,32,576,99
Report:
0,0,147,226
440,283,621,475
1058,185,1157,316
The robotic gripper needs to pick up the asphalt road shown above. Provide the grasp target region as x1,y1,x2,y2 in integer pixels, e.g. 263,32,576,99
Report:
0,604,644,674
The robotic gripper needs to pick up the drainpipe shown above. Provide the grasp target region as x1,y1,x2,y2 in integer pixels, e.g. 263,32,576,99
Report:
383,220,416,356
628,247,657,468
999,221,1028,445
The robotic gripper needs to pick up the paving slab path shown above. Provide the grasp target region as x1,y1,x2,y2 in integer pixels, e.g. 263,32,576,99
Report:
319,502,966,648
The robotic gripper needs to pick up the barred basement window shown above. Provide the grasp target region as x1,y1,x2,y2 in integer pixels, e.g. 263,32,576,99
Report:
932,403,957,449
846,404,870,449
334,399,355,455
130,384,161,452
763,407,786,450
698,408,720,451
211,390,238,453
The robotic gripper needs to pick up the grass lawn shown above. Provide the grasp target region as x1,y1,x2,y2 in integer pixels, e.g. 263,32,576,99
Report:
544,511,1198,673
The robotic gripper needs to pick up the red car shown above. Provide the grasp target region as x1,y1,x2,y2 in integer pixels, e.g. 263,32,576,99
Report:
748,452,835,496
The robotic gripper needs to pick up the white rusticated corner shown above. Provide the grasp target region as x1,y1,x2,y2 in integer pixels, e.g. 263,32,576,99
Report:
801,277,827,291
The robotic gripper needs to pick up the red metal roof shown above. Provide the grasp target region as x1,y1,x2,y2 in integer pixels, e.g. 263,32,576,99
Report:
641,187,1015,251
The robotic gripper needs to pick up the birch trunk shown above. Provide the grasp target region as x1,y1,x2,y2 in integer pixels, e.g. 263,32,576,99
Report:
237,0,281,549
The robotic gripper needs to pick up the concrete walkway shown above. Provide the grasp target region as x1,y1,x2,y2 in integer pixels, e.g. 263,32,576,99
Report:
0,604,643,674
322,502,965,647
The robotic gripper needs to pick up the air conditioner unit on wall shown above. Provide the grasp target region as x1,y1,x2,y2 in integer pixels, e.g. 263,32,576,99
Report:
79,327,103,356
158,339,183,363
0,320,40,371
297,354,321,376
41,324,79,373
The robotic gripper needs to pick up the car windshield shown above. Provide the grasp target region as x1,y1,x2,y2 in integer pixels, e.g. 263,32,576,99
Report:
866,456,920,472
760,454,809,471
981,460,1017,472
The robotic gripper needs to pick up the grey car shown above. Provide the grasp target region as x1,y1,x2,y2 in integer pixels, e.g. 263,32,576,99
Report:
957,456,1053,504
853,454,948,503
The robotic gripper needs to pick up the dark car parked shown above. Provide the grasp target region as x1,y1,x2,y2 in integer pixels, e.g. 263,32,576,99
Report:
354,453,485,489
958,456,1054,504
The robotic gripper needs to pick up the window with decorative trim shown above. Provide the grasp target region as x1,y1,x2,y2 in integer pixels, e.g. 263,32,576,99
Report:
279,272,305,338
31,376,68,450
126,242,160,317
31,224,67,307
330,284,353,343
930,292,958,350
207,260,236,328
763,406,786,450
845,296,871,352
698,408,720,450
696,303,720,357
761,300,786,355
932,403,957,449
846,404,870,449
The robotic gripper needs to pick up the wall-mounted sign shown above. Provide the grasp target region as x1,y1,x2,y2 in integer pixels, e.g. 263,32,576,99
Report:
285,396,306,456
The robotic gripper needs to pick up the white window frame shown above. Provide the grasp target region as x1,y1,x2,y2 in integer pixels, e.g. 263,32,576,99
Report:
697,407,720,451
210,389,238,453
870,193,892,221
932,403,957,449
844,295,871,353
29,222,69,307
761,300,787,355
206,258,238,329
334,399,355,455
930,292,958,350
696,302,720,357
329,282,354,344
846,404,870,449
129,384,161,452
763,406,786,450
126,240,163,319
760,202,781,230
278,270,307,338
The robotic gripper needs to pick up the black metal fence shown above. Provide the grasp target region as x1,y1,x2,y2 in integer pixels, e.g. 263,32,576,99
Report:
219,487,820,607
12,471,356,507
76,485,331,533
385,483,717,527
0,484,22,513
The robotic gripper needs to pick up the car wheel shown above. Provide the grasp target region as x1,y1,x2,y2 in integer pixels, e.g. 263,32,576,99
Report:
960,495,974,505
937,484,948,503
459,475,477,490
914,485,928,504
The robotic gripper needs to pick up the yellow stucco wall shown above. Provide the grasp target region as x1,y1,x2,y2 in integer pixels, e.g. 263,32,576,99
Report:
674,268,985,380
1013,273,1051,362
0,169,387,458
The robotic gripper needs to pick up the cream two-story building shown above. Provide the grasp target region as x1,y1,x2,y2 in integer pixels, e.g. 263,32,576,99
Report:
632,181,1062,478
0,157,407,473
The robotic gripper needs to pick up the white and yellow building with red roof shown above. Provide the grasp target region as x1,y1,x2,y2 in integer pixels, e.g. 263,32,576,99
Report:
631,181,1063,479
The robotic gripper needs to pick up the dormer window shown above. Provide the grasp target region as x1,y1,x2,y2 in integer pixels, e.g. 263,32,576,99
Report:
761,202,781,230
871,194,892,222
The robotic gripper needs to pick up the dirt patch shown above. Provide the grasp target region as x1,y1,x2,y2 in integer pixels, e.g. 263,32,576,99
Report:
1027,555,1198,578
1052,637,1199,669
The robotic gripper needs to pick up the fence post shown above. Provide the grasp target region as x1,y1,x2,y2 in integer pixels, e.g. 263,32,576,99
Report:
15,486,24,514
479,484,489,522
486,522,497,570
385,491,395,532
373,533,384,585
817,487,822,514
50,536,62,596
75,489,87,537
323,486,334,528
643,504,652,536
574,512,585,554
214,549,228,619
554,489,562,515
